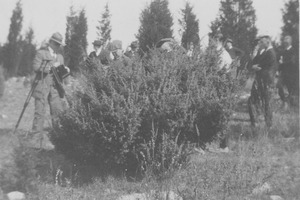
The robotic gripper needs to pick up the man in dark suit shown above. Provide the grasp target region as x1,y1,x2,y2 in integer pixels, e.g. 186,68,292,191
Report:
277,35,298,109
87,39,111,68
248,35,277,128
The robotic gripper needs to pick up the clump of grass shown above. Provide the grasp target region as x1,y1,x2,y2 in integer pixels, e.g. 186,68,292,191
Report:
0,144,38,195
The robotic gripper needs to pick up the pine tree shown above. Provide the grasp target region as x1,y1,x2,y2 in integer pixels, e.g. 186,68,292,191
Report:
210,0,257,55
18,27,36,76
64,7,88,73
137,0,173,52
64,6,77,66
96,2,112,43
179,2,199,49
3,0,23,78
281,0,299,51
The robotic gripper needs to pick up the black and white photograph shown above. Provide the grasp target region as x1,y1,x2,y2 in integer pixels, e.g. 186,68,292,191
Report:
0,0,299,199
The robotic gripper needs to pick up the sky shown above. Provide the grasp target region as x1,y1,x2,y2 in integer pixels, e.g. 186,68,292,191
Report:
0,0,287,52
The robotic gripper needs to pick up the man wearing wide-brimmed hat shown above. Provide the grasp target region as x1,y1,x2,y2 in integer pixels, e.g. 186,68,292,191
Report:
29,32,68,149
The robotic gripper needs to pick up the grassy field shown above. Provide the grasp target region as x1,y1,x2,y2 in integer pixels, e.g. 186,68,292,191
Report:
0,78,299,200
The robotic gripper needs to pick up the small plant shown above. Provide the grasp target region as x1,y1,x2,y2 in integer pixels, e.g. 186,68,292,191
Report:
0,145,38,194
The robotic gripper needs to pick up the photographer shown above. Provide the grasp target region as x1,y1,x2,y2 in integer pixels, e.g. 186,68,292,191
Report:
30,32,69,149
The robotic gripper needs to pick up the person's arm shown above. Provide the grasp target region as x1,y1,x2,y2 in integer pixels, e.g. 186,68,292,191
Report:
32,50,43,72
33,50,52,73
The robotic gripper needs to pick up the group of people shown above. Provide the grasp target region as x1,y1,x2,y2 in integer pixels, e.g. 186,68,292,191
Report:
27,31,298,149
248,35,298,129
85,39,140,70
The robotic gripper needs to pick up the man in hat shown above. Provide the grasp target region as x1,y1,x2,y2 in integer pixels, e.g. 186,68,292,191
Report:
277,35,298,109
108,40,131,67
248,35,277,128
124,41,140,59
30,32,68,149
86,39,111,68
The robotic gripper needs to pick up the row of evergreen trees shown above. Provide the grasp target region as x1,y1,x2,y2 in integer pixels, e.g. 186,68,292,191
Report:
0,1,36,78
0,0,298,77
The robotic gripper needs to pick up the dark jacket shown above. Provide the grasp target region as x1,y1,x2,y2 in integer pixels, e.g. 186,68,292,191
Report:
278,46,297,76
89,48,111,66
226,47,245,59
254,47,277,85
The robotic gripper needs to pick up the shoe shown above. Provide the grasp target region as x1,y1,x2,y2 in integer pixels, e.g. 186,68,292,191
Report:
219,147,230,153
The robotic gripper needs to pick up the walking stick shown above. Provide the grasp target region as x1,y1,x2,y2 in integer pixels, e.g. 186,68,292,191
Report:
13,60,50,134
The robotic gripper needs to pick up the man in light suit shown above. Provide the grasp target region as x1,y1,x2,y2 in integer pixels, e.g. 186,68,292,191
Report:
30,32,68,149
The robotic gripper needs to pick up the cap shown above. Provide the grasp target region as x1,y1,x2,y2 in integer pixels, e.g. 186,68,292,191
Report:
130,41,139,48
92,40,104,46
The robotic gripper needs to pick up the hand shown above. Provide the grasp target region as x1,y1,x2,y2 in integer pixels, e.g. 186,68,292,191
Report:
53,62,61,68
43,64,51,73
252,64,261,71
279,56,283,64
64,66,70,73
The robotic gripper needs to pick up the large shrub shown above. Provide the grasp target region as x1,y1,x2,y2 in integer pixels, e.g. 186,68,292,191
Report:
51,46,239,177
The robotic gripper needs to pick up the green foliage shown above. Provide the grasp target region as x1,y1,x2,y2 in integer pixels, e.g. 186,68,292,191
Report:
97,3,112,43
179,2,200,48
64,7,88,74
137,0,173,53
3,0,23,78
210,0,257,55
51,46,237,178
281,0,299,51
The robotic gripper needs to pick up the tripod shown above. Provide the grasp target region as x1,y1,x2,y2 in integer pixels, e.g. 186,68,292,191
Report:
13,60,50,134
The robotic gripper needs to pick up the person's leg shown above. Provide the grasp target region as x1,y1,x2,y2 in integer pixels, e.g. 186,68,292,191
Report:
32,95,47,132
30,91,49,148
263,83,273,128
248,80,259,127
48,85,63,129
277,75,286,103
